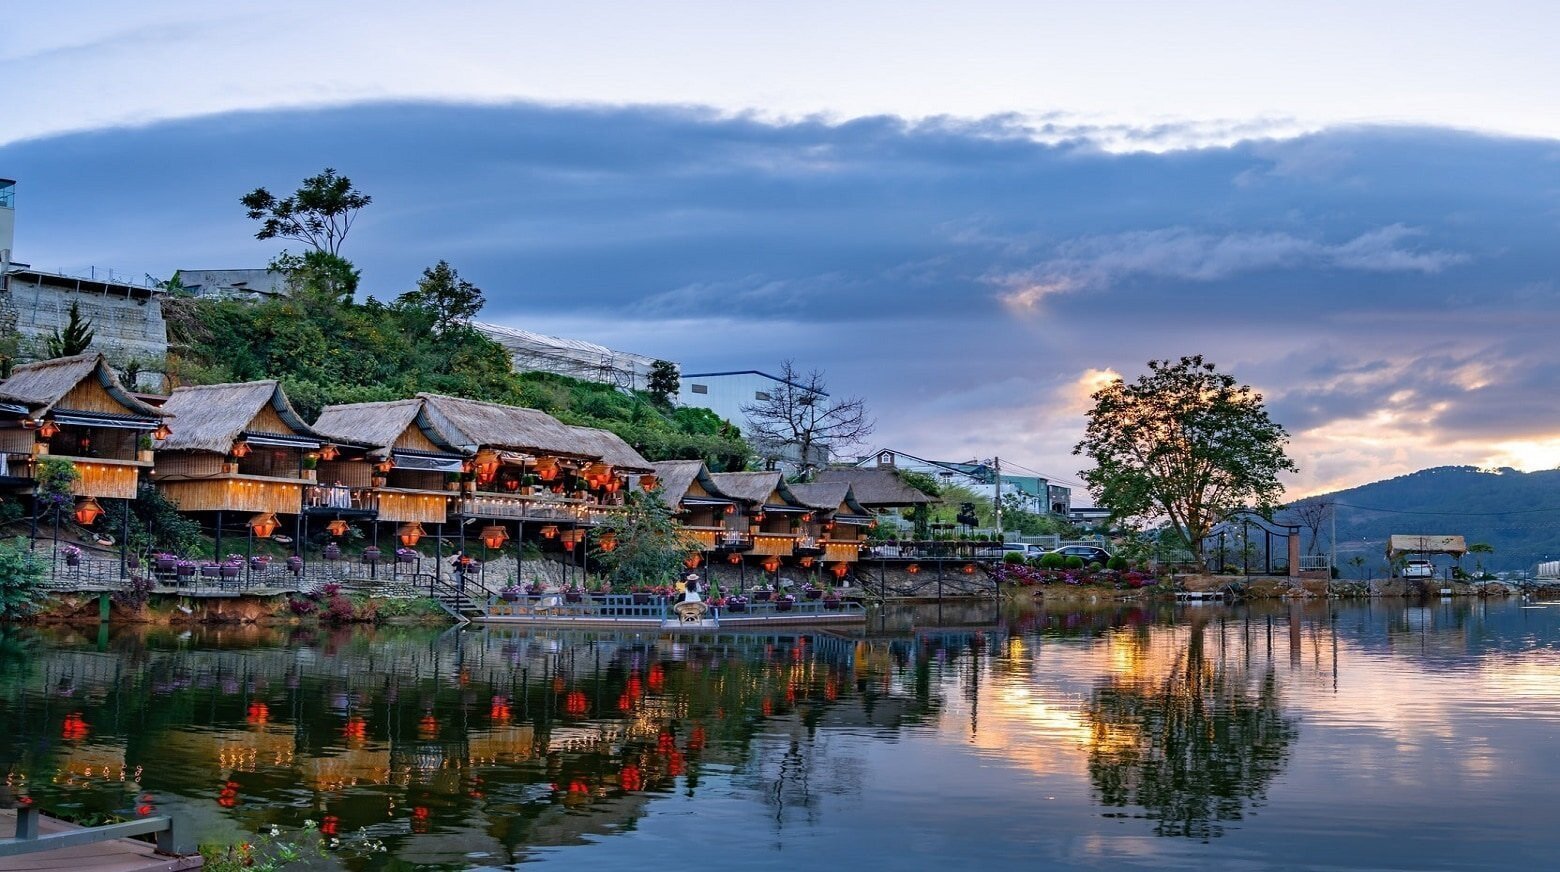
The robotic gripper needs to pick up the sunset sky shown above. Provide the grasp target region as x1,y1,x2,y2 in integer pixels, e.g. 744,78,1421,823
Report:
4,1,1558,497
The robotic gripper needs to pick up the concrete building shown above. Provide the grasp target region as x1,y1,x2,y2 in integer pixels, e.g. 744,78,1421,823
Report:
475,321,664,390
175,268,288,299
678,370,829,470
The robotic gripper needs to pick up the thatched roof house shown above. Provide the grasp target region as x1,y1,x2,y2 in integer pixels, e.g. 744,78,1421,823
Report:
156,381,325,454
313,398,467,462
706,471,805,510
787,482,872,520
565,426,653,473
651,460,738,508
812,468,936,507
417,393,589,459
0,353,165,421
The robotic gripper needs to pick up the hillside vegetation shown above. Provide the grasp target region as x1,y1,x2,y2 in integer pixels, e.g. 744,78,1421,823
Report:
1292,466,1560,572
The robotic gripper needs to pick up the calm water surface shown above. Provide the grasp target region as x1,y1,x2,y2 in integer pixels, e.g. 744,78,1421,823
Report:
3,599,1559,870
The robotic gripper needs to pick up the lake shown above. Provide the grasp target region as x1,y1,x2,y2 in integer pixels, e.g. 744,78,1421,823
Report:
2,598,1558,870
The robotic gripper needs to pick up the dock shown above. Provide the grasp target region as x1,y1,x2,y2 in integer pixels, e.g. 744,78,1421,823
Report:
0,809,201,872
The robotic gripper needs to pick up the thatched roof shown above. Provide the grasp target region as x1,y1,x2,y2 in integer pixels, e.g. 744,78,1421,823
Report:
1387,534,1468,558
707,471,804,507
0,353,165,418
157,381,321,453
417,393,588,458
565,425,654,472
787,482,870,515
812,468,936,506
651,460,736,505
313,398,466,454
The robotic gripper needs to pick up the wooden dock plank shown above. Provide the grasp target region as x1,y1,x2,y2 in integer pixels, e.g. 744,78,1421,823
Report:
0,811,202,872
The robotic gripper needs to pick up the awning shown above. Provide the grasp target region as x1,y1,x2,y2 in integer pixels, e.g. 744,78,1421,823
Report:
683,497,736,506
52,410,161,431
240,431,322,449
392,451,466,473
834,514,875,526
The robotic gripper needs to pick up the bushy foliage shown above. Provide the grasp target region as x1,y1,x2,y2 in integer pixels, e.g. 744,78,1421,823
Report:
1039,551,1067,570
1002,551,1026,564
1065,556,1086,570
126,485,205,558
1108,555,1129,571
34,457,80,516
0,537,48,620
590,488,700,591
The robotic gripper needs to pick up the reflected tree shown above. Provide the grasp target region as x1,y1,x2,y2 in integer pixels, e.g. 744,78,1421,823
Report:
1085,623,1297,839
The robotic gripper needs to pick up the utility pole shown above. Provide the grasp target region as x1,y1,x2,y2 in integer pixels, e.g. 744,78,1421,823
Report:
993,456,1003,542
1329,502,1337,579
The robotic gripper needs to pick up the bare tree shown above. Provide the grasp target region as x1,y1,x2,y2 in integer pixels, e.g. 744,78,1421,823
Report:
741,360,874,475
1284,501,1331,556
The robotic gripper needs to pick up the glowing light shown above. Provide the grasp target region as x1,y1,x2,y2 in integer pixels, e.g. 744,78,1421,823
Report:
248,512,280,539
318,444,339,461
398,522,425,547
325,519,349,537
230,440,251,458
73,497,104,526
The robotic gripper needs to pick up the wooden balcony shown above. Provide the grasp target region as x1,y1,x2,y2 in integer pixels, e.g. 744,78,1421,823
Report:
157,473,305,514
459,493,593,522
7,454,150,500
824,540,865,563
750,533,798,557
365,487,454,523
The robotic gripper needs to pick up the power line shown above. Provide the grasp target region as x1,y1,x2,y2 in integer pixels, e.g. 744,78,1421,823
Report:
1331,501,1560,517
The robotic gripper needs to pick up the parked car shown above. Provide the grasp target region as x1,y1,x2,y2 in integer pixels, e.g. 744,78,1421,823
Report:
1051,545,1112,565
1003,543,1048,559
1401,559,1435,579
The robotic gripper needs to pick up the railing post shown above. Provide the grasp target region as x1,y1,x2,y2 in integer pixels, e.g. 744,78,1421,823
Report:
15,806,38,840
155,815,193,856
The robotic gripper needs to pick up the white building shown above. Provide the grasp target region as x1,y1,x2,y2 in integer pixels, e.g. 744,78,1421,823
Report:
854,448,1071,516
678,370,828,470
175,268,288,299
475,321,665,390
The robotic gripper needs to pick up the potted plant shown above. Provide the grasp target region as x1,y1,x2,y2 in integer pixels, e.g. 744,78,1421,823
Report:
823,589,842,610
200,562,222,578
286,555,304,574
301,453,318,481
774,593,796,612
61,544,82,567
631,586,653,606
155,552,177,572
396,547,418,564
323,543,342,560
519,474,539,496
220,556,242,579
175,559,197,578
753,584,774,602
250,555,269,572
802,584,823,600
564,585,584,603
137,435,155,463
445,473,461,492
362,546,381,564
525,582,545,597
725,594,749,613
499,584,522,602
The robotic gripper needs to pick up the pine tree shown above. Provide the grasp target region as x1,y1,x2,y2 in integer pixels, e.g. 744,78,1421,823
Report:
47,301,95,357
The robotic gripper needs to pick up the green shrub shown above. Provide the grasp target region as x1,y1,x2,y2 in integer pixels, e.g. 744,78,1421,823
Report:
1107,555,1128,571
1088,561,1104,571
0,538,48,619
1039,552,1066,570
1065,555,1085,570
1002,551,1026,564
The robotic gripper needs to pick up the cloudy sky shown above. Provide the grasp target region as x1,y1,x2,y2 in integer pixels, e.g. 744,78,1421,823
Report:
3,2,1558,496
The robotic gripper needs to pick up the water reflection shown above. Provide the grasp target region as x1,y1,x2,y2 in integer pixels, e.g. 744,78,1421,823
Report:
1085,618,1297,840
0,599,1556,871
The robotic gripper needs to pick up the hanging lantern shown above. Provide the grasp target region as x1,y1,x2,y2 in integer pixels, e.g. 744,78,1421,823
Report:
684,553,702,569
725,504,736,515
318,444,339,461
803,513,813,522
535,458,559,481
230,440,251,458
727,553,742,565
824,520,835,531
800,556,815,568
639,474,658,492
605,477,621,494
326,519,349,537
831,563,848,579
541,525,559,540
398,522,425,547
763,556,780,573
375,456,395,474
963,563,976,575
907,563,921,574
480,525,509,549
152,422,171,441
597,531,618,552
38,420,60,439
503,478,520,492
248,512,280,539
73,497,104,526
563,537,577,552
473,450,500,483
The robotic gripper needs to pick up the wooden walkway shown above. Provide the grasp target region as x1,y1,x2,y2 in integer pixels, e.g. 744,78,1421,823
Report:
0,810,201,872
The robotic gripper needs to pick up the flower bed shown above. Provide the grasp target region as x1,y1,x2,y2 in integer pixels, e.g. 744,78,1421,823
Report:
993,564,1160,590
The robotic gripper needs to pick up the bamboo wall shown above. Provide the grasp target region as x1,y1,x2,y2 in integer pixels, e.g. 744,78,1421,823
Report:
159,478,303,514
388,469,445,491
824,542,861,563
750,533,797,557
319,460,373,487
392,425,443,453
154,452,225,478
60,378,137,415
0,428,33,455
375,490,453,523
68,459,140,499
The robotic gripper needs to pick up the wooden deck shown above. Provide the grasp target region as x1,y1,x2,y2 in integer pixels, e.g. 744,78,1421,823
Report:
0,810,202,872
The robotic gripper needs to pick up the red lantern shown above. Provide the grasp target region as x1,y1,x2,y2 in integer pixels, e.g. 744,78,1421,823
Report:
230,440,251,458
38,420,60,439
963,563,976,574
684,554,702,569
727,553,742,565
504,478,520,492
480,525,508,549
763,557,780,573
563,538,577,552
152,422,171,441
598,531,617,552
639,474,657,492
832,563,848,579
907,563,921,574
541,525,559,539
248,512,280,539
73,497,103,526
318,444,339,461
375,456,395,474
326,519,349,537
398,522,425,547
535,458,559,481
800,556,815,568
725,504,736,515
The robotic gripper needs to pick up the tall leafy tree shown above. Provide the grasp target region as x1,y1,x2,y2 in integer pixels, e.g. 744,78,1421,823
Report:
647,360,680,406
396,261,485,337
740,360,875,476
47,300,94,357
241,167,371,257
1074,355,1295,563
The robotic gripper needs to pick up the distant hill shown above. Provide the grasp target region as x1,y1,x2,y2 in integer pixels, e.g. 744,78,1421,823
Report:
1287,466,1560,573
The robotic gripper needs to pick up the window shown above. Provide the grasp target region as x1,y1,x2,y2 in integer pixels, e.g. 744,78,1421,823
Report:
691,384,708,394
755,391,771,401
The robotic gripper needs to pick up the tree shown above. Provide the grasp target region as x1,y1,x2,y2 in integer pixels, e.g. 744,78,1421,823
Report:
590,488,701,591
396,261,485,337
740,360,875,475
1348,555,1368,580
647,360,680,405
241,167,371,257
47,300,94,357
0,538,47,620
1074,356,1296,565
1467,542,1495,578
1283,500,1331,556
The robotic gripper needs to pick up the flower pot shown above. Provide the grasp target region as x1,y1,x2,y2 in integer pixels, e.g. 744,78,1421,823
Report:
774,598,794,612
446,482,461,492
65,553,80,567
137,450,155,463
371,477,387,488
564,591,583,603
753,589,772,602
301,469,317,481
803,588,822,600
220,565,241,579
823,598,842,611
201,564,221,578
250,558,267,571
323,544,341,560
286,556,304,573
500,591,520,602
631,592,652,606
362,548,381,564
726,601,748,613
398,553,416,564
156,557,176,572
